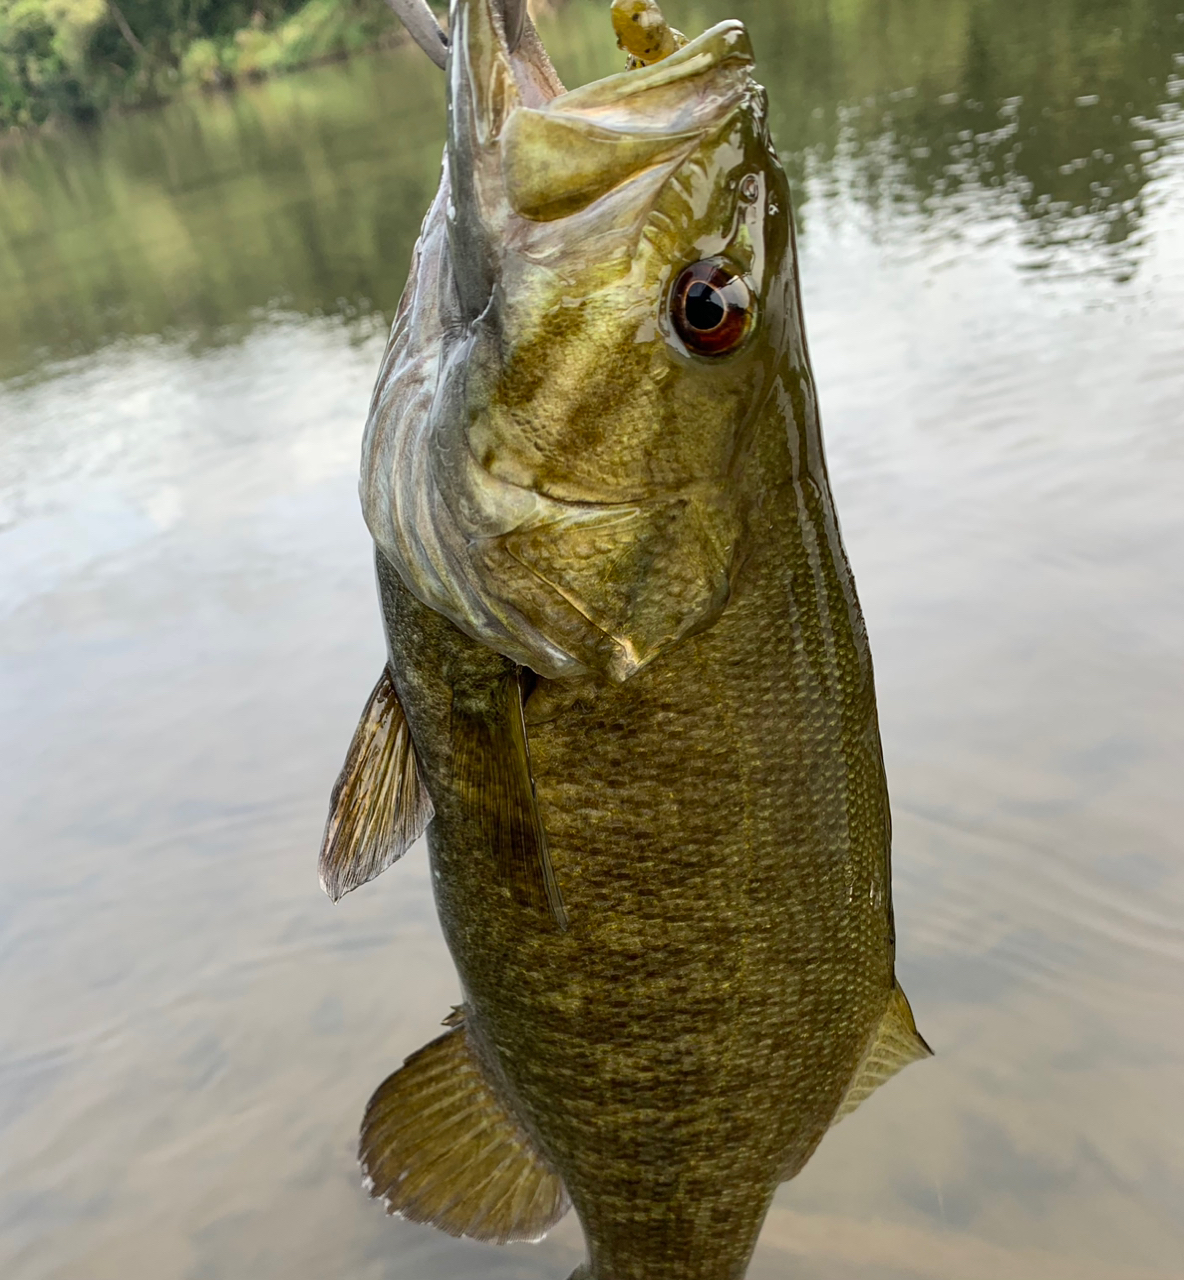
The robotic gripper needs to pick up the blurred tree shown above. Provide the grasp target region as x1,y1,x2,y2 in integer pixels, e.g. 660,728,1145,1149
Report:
0,0,390,125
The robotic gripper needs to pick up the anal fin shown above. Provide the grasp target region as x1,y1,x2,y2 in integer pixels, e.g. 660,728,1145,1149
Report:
319,667,434,902
452,669,568,930
831,981,932,1127
360,1013,570,1244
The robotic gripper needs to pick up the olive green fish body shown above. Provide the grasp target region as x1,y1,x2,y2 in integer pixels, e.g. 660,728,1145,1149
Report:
376,375,893,1276
320,3,929,1276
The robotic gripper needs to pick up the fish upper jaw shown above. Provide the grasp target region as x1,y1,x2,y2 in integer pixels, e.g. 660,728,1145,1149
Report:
447,0,758,312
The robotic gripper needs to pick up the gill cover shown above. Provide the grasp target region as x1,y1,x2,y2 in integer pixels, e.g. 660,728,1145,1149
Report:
361,0,779,681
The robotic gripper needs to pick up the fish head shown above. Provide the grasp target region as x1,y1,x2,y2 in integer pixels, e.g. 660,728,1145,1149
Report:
363,0,798,681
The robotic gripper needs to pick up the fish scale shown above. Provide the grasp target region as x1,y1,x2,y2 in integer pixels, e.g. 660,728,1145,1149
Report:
369,395,892,1275
321,1,930,1276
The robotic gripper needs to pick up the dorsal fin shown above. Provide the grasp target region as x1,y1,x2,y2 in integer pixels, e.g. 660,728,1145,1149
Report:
360,1012,570,1243
318,668,434,902
451,669,568,930
831,982,932,1126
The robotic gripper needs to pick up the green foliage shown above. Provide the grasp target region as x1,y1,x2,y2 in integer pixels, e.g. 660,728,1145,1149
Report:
0,0,96,125
0,0,400,128
179,36,224,88
229,0,399,80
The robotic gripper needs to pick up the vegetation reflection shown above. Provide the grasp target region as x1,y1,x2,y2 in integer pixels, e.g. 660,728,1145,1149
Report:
0,0,1181,381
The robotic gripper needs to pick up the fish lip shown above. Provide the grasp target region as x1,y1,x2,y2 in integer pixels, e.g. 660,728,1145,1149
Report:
551,20,755,116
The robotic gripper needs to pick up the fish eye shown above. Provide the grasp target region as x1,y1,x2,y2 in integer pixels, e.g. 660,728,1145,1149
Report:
669,260,754,358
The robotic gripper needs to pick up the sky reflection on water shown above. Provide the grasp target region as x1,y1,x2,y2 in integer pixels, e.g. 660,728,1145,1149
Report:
1,3,1182,1278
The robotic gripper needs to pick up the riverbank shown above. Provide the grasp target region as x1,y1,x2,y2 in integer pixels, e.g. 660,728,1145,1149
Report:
0,0,413,132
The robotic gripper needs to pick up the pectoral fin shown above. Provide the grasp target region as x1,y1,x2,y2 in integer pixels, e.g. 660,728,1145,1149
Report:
452,670,568,929
831,982,932,1127
360,1012,570,1243
318,668,434,902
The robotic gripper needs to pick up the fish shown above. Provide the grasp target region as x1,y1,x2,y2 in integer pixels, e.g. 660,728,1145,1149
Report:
319,1,931,1276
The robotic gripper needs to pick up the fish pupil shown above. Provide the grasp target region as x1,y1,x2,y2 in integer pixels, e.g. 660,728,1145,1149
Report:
685,282,726,332
669,259,754,357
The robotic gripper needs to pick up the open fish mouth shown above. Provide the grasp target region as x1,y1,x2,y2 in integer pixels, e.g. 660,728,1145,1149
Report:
497,21,755,218
437,0,752,245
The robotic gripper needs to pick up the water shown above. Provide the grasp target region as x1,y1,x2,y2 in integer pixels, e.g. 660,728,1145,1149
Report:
1,2,1182,1277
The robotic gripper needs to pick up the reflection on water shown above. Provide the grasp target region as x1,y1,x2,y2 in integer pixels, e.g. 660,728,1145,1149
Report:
1,2,1182,1278
760,0,1184,279
3,0,1183,382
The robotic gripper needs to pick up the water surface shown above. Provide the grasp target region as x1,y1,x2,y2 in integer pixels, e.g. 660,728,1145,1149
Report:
2,3,1182,1278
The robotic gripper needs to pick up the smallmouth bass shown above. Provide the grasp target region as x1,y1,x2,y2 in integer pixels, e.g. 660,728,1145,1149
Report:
320,2,930,1276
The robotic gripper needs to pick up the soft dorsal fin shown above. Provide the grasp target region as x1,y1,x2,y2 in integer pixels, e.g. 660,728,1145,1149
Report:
318,667,434,902
831,982,932,1127
451,669,568,930
359,1011,570,1244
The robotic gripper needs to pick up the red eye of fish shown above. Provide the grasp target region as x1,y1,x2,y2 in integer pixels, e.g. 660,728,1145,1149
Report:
670,261,754,357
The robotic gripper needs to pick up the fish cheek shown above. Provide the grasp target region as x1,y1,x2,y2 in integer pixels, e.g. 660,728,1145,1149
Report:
646,346,766,477
496,310,671,497
452,317,581,499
